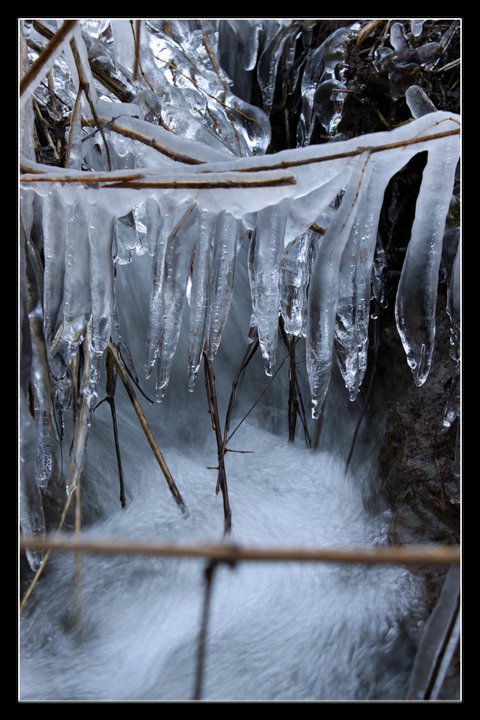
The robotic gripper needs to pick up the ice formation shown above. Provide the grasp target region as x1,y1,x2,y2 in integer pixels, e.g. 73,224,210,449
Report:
20,19,460,559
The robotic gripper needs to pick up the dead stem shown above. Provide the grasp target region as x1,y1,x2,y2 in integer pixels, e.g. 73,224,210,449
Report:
133,20,141,81
109,342,187,514
193,561,218,700
20,490,75,614
203,353,232,535
223,328,259,442
20,20,78,98
20,534,461,566
105,176,297,190
232,128,459,174
94,347,127,508
279,319,311,447
226,351,290,445
20,174,296,190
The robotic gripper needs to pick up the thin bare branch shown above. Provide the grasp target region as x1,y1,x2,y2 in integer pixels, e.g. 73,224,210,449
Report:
133,20,141,81
207,128,461,175
193,561,218,700
109,342,187,514
20,490,75,614
227,351,290,445
20,535,460,566
203,353,231,535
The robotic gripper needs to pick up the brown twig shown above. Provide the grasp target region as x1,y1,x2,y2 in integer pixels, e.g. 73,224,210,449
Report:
223,329,259,443
20,490,75,614
355,19,385,48
193,561,218,700
20,174,296,190
20,535,460,566
105,177,297,190
205,128,460,175
21,171,144,184
94,347,127,508
226,351,290,445
203,353,232,535
279,318,298,443
133,20,141,81
109,342,187,514
20,20,78,98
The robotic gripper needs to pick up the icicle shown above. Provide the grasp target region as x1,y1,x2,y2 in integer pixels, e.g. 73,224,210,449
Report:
42,188,67,346
280,228,316,337
66,322,102,496
297,27,351,145
410,19,425,37
20,396,46,571
406,85,437,119
206,211,240,360
306,155,369,418
335,152,414,401
187,211,216,390
257,23,299,114
226,20,260,71
395,137,460,386
146,200,191,378
87,199,114,356
25,235,53,491
49,197,92,392
154,204,199,401
114,210,138,266
296,44,324,146
249,200,289,375
390,22,408,52
372,240,387,309
443,244,460,429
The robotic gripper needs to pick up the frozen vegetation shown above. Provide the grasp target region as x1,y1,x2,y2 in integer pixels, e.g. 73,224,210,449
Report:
20,19,460,700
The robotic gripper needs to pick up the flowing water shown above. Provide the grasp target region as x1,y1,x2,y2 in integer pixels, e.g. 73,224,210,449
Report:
20,250,426,701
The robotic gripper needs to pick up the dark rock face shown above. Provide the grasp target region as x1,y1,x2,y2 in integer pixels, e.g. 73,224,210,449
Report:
377,292,459,549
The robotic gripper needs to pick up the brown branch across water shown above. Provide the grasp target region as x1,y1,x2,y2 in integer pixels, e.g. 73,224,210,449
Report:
20,535,460,566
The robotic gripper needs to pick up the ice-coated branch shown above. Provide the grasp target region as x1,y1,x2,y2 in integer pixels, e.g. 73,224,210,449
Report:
20,20,78,102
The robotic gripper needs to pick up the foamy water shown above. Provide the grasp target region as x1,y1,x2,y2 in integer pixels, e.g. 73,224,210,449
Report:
20,422,424,700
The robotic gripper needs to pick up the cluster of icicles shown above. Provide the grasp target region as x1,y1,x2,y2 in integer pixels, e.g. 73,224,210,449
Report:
20,21,460,570
21,110,460,463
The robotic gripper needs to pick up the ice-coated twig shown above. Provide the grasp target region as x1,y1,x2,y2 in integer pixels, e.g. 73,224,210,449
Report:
20,20,78,101
69,35,112,170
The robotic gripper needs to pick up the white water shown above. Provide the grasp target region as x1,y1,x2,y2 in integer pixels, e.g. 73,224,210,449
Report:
21,422,425,701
